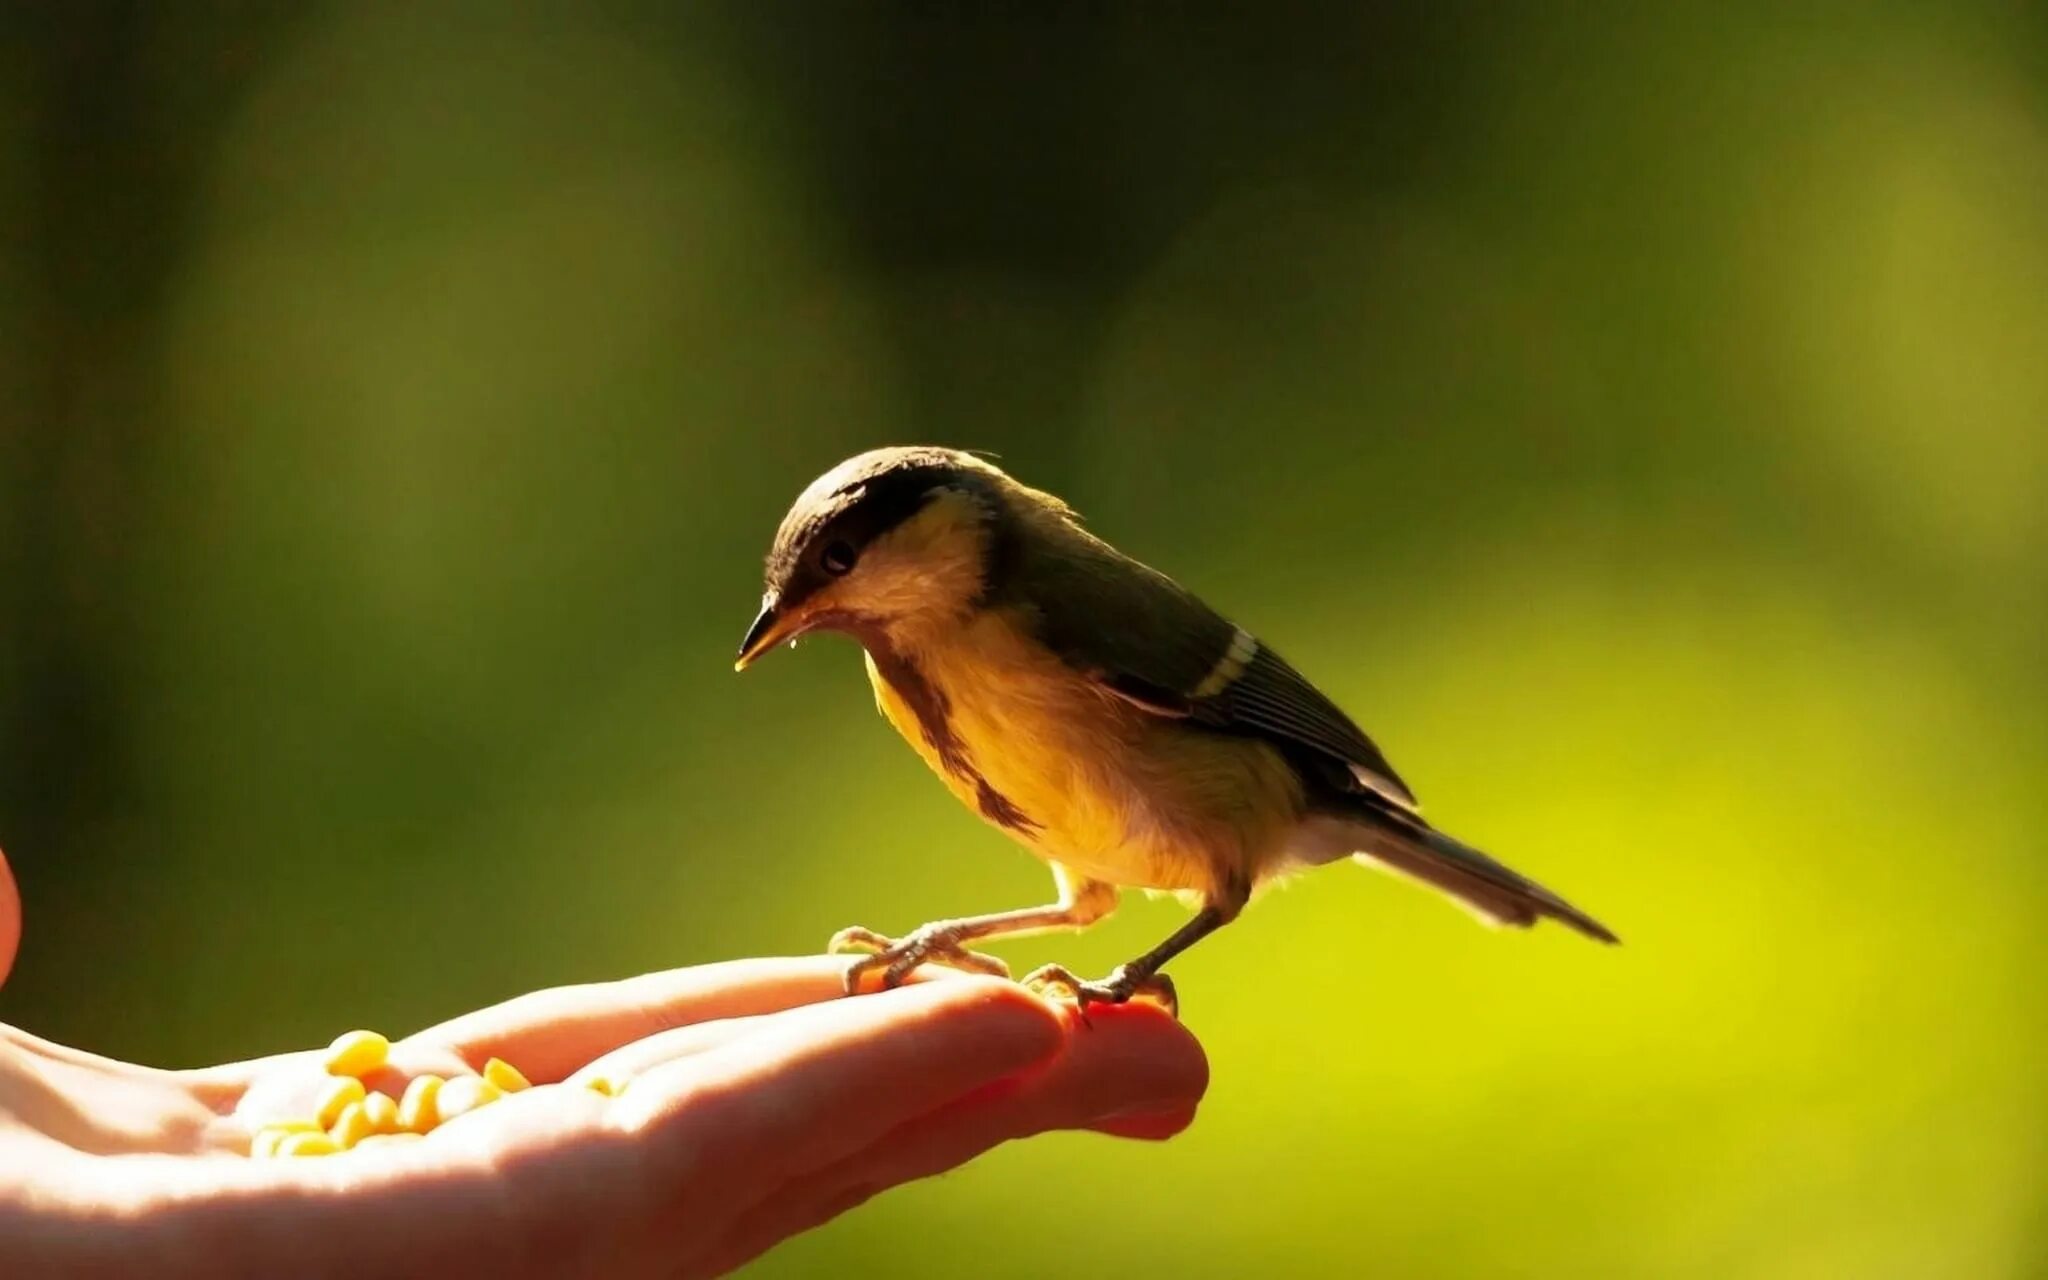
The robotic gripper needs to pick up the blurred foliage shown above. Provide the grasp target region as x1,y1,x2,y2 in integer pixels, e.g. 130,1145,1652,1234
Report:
2,2,2044,1275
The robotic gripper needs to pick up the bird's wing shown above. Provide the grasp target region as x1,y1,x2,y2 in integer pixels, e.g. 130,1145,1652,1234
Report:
1010,524,1419,813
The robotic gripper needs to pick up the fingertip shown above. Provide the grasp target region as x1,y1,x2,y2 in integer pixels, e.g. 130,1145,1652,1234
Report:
1088,1105,1200,1141
1067,1001,1210,1106
905,975,1068,1068
980,997,1208,1138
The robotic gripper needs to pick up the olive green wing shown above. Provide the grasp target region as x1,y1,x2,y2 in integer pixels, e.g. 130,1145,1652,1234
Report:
1010,528,1419,813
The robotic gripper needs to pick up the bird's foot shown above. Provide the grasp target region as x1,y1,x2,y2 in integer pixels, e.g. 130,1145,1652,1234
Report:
1023,963,1180,1021
828,923,1011,993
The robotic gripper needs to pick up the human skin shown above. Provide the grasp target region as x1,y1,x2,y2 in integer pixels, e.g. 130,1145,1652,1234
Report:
0,849,1206,1277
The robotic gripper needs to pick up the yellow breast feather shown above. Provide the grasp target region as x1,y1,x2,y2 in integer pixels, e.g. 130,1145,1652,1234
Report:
864,608,1304,899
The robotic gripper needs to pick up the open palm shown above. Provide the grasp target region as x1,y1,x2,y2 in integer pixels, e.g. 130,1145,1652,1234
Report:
1,878,1206,1280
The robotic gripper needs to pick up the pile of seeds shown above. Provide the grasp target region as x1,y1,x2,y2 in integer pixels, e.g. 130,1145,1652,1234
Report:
247,1029,609,1158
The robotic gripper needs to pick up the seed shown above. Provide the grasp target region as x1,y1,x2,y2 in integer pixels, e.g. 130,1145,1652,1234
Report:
250,1126,303,1159
322,1029,390,1078
396,1074,443,1133
361,1090,400,1135
313,1075,367,1129
482,1057,531,1093
582,1074,619,1097
277,1131,341,1157
328,1100,374,1149
433,1074,503,1123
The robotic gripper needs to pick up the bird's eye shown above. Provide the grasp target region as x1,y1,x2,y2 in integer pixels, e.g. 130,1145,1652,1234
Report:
819,539,858,576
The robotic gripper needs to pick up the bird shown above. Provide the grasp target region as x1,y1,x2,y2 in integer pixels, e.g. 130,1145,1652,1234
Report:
735,446,1616,1014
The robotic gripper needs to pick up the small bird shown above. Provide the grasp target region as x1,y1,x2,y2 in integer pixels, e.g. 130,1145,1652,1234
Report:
737,447,1616,1014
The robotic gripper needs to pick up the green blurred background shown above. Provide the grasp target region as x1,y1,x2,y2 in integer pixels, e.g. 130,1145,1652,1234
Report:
3,2,2045,1275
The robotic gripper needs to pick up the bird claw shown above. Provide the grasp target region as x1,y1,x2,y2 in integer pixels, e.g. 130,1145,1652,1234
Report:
828,923,1012,993
1023,963,1180,1021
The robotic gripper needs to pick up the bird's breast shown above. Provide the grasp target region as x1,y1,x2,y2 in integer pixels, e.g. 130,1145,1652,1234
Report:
861,611,1304,897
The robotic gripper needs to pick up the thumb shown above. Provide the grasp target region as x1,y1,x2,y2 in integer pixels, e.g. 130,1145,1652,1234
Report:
0,846,19,989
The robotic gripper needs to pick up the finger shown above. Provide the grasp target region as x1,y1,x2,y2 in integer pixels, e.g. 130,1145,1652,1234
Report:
1088,1105,1199,1141
559,959,998,1090
566,1011,776,1090
410,956,880,1082
700,1001,1206,1274
814,999,1204,1184
615,977,1064,1213
0,845,18,990
218,956,929,1106
561,957,1001,1091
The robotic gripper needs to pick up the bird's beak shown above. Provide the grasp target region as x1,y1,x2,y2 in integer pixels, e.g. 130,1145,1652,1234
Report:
734,596,801,672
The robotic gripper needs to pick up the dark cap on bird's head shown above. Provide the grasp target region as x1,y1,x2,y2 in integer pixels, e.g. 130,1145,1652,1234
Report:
736,446,1010,669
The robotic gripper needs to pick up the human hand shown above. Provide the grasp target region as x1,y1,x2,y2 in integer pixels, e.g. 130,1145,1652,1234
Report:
0,853,1205,1278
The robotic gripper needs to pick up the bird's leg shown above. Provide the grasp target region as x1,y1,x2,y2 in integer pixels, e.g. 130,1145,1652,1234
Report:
831,872,1117,994
1025,880,1249,1020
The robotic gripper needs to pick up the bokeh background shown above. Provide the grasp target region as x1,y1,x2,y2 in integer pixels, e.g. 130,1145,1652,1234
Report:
4,2,2045,1275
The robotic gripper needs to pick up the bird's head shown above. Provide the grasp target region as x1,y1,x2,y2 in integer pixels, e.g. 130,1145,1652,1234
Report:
735,446,1015,669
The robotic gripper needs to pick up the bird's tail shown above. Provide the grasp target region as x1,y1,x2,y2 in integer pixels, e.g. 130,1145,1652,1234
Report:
1349,805,1619,944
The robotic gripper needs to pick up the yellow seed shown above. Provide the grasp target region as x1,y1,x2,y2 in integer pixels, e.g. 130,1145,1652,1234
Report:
328,1100,375,1149
322,1029,390,1078
482,1057,531,1093
313,1075,367,1129
434,1075,503,1122
361,1090,400,1135
397,1074,444,1133
582,1074,618,1097
250,1127,296,1158
278,1131,341,1157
